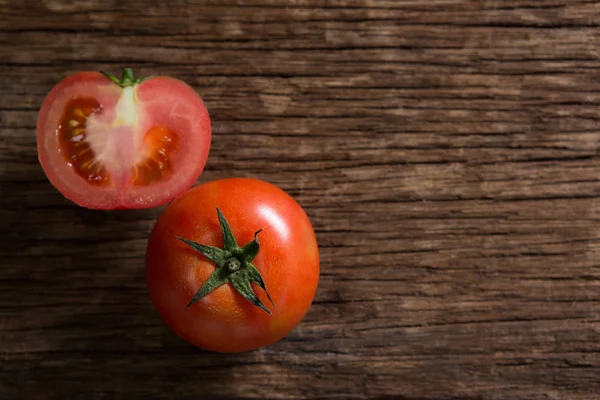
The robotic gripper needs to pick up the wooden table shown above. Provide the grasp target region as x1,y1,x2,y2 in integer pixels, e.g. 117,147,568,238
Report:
2,1,599,399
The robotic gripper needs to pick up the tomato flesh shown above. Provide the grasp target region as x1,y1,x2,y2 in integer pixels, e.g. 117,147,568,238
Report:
37,71,210,209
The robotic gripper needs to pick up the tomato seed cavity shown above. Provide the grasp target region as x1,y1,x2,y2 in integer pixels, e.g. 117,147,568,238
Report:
132,126,178,186
57,98,110,186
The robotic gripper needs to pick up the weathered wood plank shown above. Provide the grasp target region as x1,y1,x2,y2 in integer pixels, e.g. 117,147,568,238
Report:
1,0,599,399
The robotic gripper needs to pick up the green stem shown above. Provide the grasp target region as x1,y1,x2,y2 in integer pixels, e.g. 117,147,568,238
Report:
176,208,274,314
101,68,153,87
121,68,134,86
226,257,241,272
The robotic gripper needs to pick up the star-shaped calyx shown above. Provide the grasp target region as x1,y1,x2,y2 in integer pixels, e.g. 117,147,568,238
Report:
177,208,274,314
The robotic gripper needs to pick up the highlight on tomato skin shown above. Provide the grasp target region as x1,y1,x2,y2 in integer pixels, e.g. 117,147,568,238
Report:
36,68,211,210
145,178,320,353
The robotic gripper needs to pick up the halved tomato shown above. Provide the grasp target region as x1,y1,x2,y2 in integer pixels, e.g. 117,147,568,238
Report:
36,68,211,209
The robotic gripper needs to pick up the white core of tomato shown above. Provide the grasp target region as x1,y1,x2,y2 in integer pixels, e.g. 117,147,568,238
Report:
84,85,146,176
114,86,139,126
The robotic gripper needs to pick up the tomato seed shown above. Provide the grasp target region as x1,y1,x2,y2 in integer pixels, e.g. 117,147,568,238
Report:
131,126,178,187
57,98,111,186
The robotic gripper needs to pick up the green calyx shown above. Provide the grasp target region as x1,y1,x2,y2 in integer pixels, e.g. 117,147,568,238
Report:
177,208,274,314
101,68,152,87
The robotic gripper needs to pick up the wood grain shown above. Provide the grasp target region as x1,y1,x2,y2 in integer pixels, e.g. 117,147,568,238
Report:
1,0,600,399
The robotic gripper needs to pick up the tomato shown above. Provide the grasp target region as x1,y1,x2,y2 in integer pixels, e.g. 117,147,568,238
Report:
36,68,210,209
145,178,319,352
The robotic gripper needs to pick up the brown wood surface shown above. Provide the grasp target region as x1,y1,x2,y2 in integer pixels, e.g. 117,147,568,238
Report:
1,0,600,399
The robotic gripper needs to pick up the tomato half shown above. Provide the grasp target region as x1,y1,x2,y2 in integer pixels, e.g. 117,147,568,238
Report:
145,178,320,352
37,69,211,209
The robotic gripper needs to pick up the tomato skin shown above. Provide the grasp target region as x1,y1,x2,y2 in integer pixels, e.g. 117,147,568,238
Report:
145,178,319,352
36,71,210,210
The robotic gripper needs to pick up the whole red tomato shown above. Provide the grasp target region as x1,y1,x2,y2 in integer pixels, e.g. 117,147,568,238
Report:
145,178,319,352
37,68,210,209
